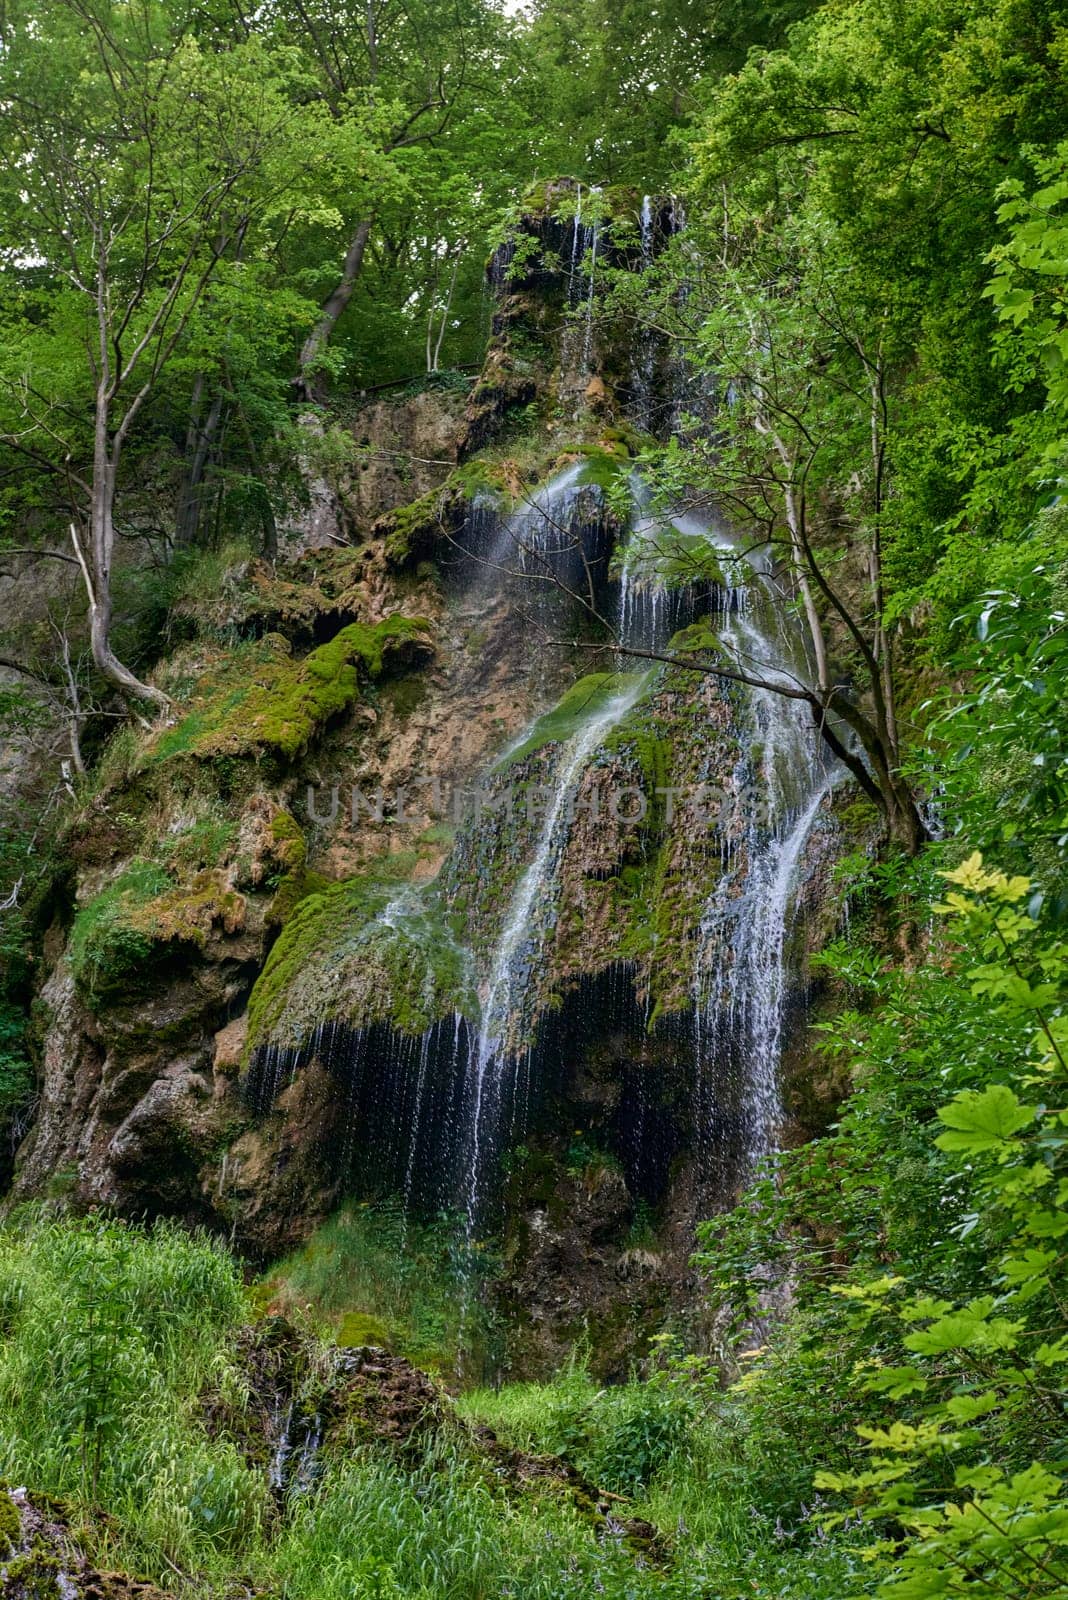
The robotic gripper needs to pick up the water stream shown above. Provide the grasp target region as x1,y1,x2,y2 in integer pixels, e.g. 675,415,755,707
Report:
689,540,837,1180
460,674,649,1234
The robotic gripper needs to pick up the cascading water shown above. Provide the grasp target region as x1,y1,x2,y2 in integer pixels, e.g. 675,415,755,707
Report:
484,460,589,575
690,537,837,1182
460,674,648,1234
556,185,602,404
616,484,729,651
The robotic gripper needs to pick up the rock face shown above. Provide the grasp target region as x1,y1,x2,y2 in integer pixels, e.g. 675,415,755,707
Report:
7,179,867,1371
0,1486,173,1600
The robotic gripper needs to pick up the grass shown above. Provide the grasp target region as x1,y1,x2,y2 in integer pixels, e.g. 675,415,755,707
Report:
0,1211,265,1579
0,1212,872,1598
66,859,174,1004
458,1353,872,1598
261,1202,500,1380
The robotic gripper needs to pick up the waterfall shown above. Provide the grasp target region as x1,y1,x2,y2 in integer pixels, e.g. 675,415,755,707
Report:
616,485,732,650
461,674,648,1233
248,458,844,1285
692,547,836,1182
581,213,601,368
484,460,589,574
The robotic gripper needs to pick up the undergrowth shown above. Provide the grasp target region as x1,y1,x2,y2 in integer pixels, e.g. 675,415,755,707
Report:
0,1206,871,1600
261,1201,501,1380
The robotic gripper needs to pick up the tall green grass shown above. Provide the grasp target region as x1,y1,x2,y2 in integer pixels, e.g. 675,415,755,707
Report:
263,1202,501,1378
0,1211,266,1577
0,1213,867,1598
459,1348,871,1599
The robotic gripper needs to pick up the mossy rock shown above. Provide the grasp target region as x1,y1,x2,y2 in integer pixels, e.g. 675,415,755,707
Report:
246,862,476,1051
148,614,434,768
68,862,247,1010
496,672,652,771
335,1311,392,1349
169,543,369,643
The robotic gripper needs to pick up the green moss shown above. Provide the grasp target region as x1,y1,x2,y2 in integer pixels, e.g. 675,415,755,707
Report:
380,487,455,566
2,1544,62,1597
246,861,475,1051
149,615,433,767
336,1311,392,1349
0,1485,20,1556
68,861,246,1010
159,814,238,872
576,446,629,493
267,868,331,929
497,672,651,770
267,808,306,873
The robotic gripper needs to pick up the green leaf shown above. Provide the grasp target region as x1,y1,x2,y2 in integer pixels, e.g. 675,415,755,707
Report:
935,1085,1036,1154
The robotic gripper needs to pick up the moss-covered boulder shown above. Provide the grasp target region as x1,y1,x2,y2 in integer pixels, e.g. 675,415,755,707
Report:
246,860,476,1052
149,613,434,767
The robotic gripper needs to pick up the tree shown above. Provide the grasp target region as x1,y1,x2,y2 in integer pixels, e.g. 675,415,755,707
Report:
265,0,517,398
657,216,923,851
0,0,307,706
518,0,820,187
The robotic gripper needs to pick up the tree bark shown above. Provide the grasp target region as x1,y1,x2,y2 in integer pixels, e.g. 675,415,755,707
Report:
175,378,225,548
73,388,170,710
297,217,374,400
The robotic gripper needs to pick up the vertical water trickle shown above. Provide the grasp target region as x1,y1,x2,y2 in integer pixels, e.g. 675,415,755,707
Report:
556,184,602,405
692,550,836,1183
582,211,601,369
568,182,584,295
461,676,648,1237
631,196,659,434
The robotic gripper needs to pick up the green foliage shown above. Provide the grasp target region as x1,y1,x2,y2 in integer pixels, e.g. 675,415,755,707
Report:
0,1002,32,1121
461,1348,870,1594
464,1353,699,1493
0,1212,262,1577
925,546,1068,894
662,0,1068,680
264,1203,500,1380
986,140,1068,420
696,852,1068,1598
0,1213,717,1599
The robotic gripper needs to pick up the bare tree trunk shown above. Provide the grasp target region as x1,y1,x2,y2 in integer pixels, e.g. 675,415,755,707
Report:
55,624,86,776
297,217,374,400
73,391,169,710
175,380,225,548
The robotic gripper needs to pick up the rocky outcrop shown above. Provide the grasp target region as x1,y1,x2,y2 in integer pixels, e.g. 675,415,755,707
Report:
0,1487,173,1600
5,175,869,1380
